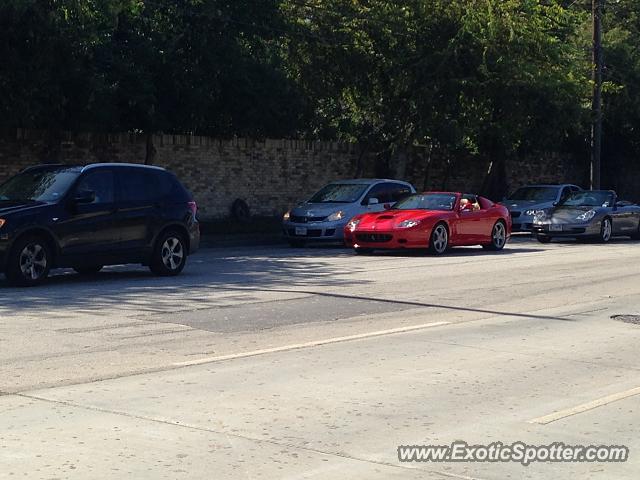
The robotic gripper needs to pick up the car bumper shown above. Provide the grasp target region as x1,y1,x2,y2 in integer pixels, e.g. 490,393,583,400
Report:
532,221,601,237
512,222,534,232
344,228,428,249
510,214,535,232
283,221,346,240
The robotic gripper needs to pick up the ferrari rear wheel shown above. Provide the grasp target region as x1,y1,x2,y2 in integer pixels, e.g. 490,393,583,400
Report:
483,221,507,251
599,217,612,243
537,235,552,244
428,223,449,255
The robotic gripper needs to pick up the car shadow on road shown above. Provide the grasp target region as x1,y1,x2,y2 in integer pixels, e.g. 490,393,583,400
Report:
366,246,544,258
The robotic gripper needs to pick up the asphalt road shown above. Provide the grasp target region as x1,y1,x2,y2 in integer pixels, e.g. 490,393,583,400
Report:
1,236,640,479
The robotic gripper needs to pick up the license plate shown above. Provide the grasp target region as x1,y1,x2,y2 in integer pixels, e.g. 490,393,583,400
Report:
295,227,307,236
549,224,563,232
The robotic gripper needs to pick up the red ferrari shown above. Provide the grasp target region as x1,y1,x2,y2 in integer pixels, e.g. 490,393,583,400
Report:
343,192,511,254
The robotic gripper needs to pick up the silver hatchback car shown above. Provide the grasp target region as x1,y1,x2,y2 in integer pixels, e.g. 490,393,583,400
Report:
283,179,416,246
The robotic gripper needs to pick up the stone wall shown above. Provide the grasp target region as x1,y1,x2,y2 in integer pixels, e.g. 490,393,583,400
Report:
0,129,598,220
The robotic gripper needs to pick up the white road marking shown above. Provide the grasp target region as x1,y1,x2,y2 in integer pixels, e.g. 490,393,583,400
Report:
528,386,640,425
173,321,451,367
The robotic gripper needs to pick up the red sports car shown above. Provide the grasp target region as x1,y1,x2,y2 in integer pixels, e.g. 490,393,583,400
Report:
343,192,511,254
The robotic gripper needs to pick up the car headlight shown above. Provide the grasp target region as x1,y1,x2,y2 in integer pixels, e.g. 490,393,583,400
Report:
326,211,345,222
531,210,547,220
576,209,596,221
0,219,5,229
346,219,361,231
397,220,420,228
525,209,538,216
283,211,290,221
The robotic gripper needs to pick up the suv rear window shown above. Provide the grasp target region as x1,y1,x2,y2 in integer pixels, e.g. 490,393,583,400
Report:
118,168,190,204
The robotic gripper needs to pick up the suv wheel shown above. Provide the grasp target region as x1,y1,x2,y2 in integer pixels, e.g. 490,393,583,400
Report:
5,235,52,286
150,231,187,276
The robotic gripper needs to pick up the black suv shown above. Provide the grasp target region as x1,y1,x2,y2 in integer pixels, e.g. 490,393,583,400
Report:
0,163,200,286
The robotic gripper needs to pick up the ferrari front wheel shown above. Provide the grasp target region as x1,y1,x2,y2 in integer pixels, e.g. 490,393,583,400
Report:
483,221,507,251
428,223,449,255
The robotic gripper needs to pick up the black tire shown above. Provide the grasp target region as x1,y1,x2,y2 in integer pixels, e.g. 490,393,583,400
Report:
536,235,552,244
631,220,640,240
5,235,52,287
428,223,449,255
73,266,103,275
599,217,613,243
483,220,507,251
354,247,373,255
149,231,187,276
288,239,306,248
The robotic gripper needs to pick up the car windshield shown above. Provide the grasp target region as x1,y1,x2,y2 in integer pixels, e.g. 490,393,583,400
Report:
507,186,559,202
0,168,80,203
393,193,456,211
560,191,614,207
308,183,369,203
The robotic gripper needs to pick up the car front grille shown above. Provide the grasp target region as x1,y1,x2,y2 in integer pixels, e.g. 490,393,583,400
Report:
289,215,327,223
356,233,393,243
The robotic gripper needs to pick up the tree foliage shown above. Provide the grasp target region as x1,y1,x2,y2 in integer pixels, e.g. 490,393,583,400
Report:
0,0,638,173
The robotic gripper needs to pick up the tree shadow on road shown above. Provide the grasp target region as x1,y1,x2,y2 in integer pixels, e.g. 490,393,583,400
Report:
0,248,370,316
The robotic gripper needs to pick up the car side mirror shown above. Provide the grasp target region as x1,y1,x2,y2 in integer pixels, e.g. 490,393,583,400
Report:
74,190,96,204
368,197,379,206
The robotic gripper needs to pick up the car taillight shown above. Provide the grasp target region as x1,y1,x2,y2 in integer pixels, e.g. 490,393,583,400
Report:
188,201,198,217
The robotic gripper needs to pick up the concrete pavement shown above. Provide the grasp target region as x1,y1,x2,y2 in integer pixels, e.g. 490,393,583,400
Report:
1,236,640,479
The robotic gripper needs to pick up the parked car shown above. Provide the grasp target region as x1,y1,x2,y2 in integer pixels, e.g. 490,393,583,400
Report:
282,179,415,247
504,184,582,232
531,190,640,243
343,191,511,255
0,163,199,286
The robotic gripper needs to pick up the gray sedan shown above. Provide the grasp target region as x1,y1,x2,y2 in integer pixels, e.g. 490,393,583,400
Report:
531,190,640,243
282,179,415,247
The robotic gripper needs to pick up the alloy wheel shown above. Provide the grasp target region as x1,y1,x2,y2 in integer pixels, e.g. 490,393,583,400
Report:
19,243,48,281
161,237,185,271
431,224,448,254
601,218,612,242
492,222,506,249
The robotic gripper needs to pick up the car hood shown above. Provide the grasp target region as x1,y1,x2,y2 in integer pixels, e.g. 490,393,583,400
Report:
505,200,555,211
0,199,48,216
291,203,358,218
356,210,446,230
549,206,599,223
